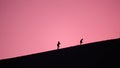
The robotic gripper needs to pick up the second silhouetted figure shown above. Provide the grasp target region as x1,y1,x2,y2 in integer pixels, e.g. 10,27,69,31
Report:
80,38,83,45
57,41,60,50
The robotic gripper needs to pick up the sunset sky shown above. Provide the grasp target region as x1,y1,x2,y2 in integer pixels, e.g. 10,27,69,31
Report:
0,0,120,60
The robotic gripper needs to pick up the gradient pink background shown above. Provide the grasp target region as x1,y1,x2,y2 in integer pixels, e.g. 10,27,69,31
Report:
0,0,120,60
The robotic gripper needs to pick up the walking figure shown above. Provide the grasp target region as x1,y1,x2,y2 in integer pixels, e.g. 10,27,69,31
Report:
80,38,83,45
57,41,60,49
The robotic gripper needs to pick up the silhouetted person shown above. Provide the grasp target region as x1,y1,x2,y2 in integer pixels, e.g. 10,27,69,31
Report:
80,38,83,45
57,41,60,49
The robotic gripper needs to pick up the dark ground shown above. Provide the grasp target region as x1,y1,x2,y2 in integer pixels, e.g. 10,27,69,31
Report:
0,38,120,68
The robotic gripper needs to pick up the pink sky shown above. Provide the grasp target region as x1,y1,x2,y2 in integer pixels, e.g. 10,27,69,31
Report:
0,0,120,60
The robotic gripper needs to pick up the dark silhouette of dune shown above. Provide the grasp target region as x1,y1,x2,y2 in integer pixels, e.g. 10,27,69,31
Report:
0,38,120,68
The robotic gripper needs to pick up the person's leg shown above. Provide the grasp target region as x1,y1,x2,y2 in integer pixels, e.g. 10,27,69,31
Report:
57,46,59,49
80,43,81,45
